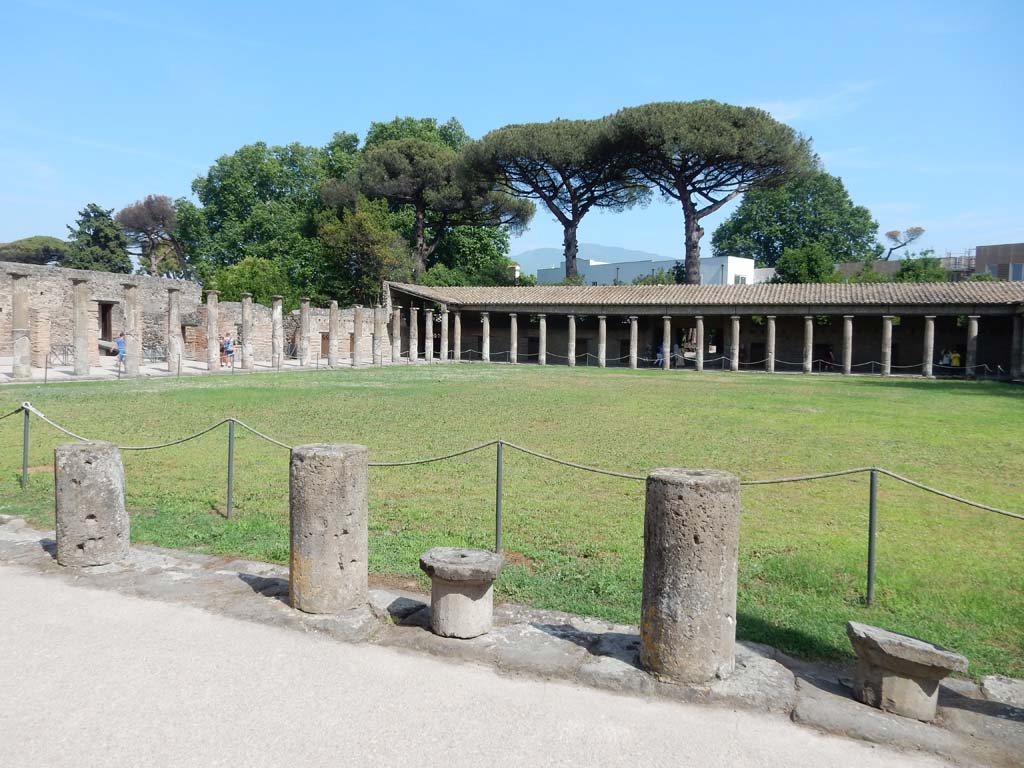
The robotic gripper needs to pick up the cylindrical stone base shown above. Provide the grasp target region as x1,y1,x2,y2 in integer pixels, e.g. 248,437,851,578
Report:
430,579,495,639
54,442,129,567
289,443,368,614
640,468,741,683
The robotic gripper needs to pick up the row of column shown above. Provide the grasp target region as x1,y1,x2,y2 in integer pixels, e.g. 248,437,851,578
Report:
403,306,1014,379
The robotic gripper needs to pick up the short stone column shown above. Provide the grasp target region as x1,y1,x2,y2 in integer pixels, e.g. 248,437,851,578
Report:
567,314,576,367
408,306,418,362
640,468,741,683
597,315,607,368
629,316,639,369
299,298,311,366
240,293,255,370
373,305,385,366
424,308,434,363
121,283,141,377
695,315,704,372
847,621,968,722
271,295,284,369
661,316,671,370
420,547,503,639
965,315,979,377
803,315,814,374
509,313,518,363
391,306,402,362
881,315,893,377
54,442,129,567
351,305,363,366
166,288,183,373
765,315,776,374
922,315,936,378
729,315,740,372
842,315,854,375
206,290,220,372
1011,315,1023,380
328,301,340,367
481,311,490,362
453,311,461,361
289,443,369,614
72,279,91,376
538,314,547,365
439,309,449,362
10,271,31,380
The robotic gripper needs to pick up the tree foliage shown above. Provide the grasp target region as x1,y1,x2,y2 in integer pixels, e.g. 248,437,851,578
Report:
116,194,189,277
420,226,519,286
884,227,925,260
465,118,646,280
894,252,947,282
212,256,300,309
609,100,814,284
711,172,878,267
364,116,470,152
772,243,838,283
65,204,132,273
632,268,677,285
0,236,71,266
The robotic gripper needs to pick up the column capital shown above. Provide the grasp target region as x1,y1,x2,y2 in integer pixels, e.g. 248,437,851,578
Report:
392,304,402,310
536,313,546,319
662,315,672,321
300,297,311,304
567,313,575,320
924,314,936,320
765,314,776,320
629,315,638,321
843,314,854,319
693,315,702,321
882,314,895,320
453,310,460,316
479,311,489,317
968,314,981,319
508,312,517,318
329,299,338,308
730,314,740,320
205,289,219,299
804,314,814,320
167,286,181,294
440,307,449,315
271,294,283,302
598,314,606,320
120,281,136,289
425,307,434,315
6,269,29,278
240,292,252,300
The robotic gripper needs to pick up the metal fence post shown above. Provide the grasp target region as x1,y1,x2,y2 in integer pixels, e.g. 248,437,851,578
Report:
867,468,878,606
495,439,503,553
226,419,235,518
21,407,29,489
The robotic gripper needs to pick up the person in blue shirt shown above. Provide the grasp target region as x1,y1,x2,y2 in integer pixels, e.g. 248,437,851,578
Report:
223,333,234,365
116,332,126,371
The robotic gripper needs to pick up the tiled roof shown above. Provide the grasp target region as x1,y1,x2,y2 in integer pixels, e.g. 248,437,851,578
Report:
387,282,1024,308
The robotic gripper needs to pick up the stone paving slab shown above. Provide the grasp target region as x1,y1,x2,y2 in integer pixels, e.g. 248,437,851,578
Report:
0,515,1020,767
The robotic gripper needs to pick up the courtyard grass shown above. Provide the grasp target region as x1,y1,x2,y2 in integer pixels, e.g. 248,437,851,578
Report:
1,365,1021,678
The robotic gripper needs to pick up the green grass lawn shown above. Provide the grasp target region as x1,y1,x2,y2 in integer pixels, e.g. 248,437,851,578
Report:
2,365,1022,678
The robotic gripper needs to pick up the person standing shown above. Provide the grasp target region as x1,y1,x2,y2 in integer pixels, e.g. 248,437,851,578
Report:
116,332,126,372
223,333,234,366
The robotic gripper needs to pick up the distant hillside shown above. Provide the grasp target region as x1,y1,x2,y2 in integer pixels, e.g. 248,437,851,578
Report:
512,243,667,276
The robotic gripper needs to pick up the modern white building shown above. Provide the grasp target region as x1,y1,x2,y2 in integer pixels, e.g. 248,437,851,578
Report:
536,255,759,285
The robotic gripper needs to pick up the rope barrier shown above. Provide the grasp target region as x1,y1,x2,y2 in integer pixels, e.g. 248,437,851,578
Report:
873,468,1024,522
118,420,231,451
21,403,89,441
502,441,646,480
232,420,293,451
740,467,873,485
369,440,498,467
0,406,24,422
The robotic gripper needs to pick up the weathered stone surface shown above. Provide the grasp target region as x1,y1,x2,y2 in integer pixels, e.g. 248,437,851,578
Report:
981,675,1024,708
367,588,428,624
54,441,129,567
289,443,368,614
493,623,589,678
847,621,968,722
419,547,503,583
640,468,740,683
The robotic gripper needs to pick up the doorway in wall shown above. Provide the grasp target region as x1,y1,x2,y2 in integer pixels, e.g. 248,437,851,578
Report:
98,302,114,341
320,333,329,356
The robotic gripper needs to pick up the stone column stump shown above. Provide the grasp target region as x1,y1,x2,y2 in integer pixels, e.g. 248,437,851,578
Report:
640,468,741,683
847,621,968,722
289,444,369,614
54,442,129,567
419,547,503,639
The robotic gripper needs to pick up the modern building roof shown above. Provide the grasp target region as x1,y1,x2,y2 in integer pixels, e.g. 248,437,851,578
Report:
387,281,1024,315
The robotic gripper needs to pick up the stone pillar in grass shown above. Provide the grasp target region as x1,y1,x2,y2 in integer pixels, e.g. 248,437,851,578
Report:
289,443,368,614
166,288,182,373
481,312,490,362
424,309,434,363
803,315,814,374
10,271,31,380
351,305,362,366
271,295,283,369
299,298,311,366
373,305,384,366
922,315,935,378
598,315,606,368
121,283,141,377
453,311,461,361
391,306,402,363
509,313,518,363
729,315,740,372
206,290,220,373
629,315,638,370
567,314,576,367
71,279,91,376
695,315,704,372
765,315,776,374
408,306,418,362
439,309,449,362
240,293,254,370
640,468,741,683
842,315,853,375
55,442,129,567
881,315,893,377
328,300,340,368
965,315,979,378
661,316,671,370
538,314,547,365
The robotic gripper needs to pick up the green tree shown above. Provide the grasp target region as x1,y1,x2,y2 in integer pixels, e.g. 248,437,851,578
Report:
212,256,300,309
65,204,132,273
465,118,647,280
421,226,519,286
0,236,71,266
848,260,891,283
883,227,925,260
364,116,470,151
772,243,838,283
116,194,189,277
894,252,947,282
316,197,415,305
711,172,878,267
632,268,677,285
357,138,532,278
610,100,814,284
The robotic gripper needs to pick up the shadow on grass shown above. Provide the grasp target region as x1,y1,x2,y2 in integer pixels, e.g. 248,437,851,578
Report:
847,377,1023,399
738,610,849,662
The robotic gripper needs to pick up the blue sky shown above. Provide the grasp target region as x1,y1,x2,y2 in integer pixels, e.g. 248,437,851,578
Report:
2,0,1021,269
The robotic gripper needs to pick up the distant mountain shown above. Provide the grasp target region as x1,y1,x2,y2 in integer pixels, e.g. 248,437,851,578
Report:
512,243,668,276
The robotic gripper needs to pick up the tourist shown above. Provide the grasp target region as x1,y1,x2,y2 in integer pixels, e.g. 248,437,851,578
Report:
655,345,664,367
116,332,126,371
950,349,961,368
940,349,951,366
224,333,234,365
219,335,227,366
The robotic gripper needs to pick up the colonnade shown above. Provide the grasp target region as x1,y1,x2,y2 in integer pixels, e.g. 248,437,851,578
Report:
398,304,1022,379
